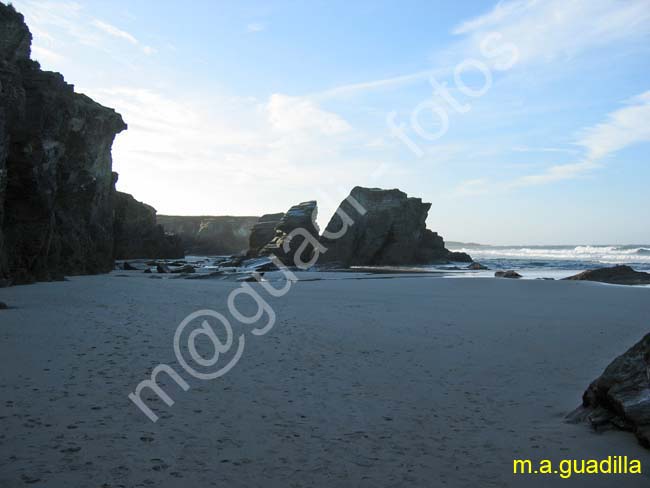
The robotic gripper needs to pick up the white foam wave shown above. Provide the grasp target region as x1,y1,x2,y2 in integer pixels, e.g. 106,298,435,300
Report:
452,245,650,264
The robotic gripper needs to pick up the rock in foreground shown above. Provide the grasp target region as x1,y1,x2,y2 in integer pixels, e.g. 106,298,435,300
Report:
318,187,471,267
567,333,650,448
564,265,650,285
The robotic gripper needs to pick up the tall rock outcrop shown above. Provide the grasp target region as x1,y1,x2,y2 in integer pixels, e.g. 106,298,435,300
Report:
568,333,650,448
0,4,126,283
113,187,183,260
259,201,319,266
318,187,471,267
247,212,284,257
157,215,258,255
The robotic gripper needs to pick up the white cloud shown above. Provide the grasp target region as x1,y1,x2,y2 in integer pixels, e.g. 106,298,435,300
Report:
91,19,138,45
246,22,265,33
267,94,351,135
577,91,650,161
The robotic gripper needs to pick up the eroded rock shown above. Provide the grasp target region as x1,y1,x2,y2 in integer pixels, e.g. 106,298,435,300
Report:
247,213,284,257
567,333,650,448
157,215,258,255
259,201,319,266
0,4,126,283
318,187,470,267
564,265,650,286
113,189,184,260
495,270,522,279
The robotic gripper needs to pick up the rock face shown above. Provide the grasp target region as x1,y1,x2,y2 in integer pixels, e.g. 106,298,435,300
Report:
567,333,650,448
157,215,258,255
0,4,126,284
259,201,319,266
318,187,470,267
564,265,650,285
113,189,183,260
247,212,284,257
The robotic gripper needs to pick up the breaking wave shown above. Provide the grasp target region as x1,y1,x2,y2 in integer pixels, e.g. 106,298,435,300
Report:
449,244,650,267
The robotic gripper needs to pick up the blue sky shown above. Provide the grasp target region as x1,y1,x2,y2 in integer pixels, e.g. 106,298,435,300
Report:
11,0,650,244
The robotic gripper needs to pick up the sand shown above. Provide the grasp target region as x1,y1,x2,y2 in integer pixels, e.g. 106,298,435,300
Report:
1,272,649,487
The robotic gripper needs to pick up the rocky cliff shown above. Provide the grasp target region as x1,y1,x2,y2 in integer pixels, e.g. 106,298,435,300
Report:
247,212,284,257
259,201,319,265
318,187,471,267
157,215,258,255
0,4,126,284
113,186,184,260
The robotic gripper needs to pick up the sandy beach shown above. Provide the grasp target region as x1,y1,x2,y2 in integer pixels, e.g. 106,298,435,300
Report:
1,273,649,487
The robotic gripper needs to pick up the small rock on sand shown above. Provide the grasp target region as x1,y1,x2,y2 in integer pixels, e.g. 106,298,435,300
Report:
495,270,522,279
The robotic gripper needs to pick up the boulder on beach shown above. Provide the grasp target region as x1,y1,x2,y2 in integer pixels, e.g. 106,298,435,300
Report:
567,333,650,448
495,270,522,279
563,265,650,285
318,187,471,267
467,262,488,270
156,263,171,274
0,301,7,310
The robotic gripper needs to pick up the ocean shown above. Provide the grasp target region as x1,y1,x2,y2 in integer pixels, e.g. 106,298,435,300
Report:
444,244,650,280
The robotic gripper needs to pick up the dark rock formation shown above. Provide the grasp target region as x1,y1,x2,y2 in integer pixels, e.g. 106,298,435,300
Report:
318,187,470,267
259,201,319,266
157,215,258,255
467,262,488,270
563,265,650,285
495,270,522,279
113,189,183,260
0,301,7,310
0,4,126,284
567,333,650,448
247,212,284,257
447,251,473,263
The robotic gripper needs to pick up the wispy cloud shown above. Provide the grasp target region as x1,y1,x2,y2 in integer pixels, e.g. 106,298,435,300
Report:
577,91,650,161
246,22,265,33
458,90,650,193
91,19,138,44
452,0,650,65
314,0,650,100
267,94,351,135
15,0,156,60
